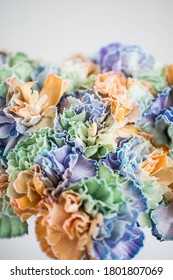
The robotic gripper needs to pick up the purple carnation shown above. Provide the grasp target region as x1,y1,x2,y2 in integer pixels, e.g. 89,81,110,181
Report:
35,144,97,198
91,212,144,260
97,42,155,77
102,135,152,182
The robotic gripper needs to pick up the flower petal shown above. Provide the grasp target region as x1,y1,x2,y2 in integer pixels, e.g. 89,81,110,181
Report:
39,74,69,111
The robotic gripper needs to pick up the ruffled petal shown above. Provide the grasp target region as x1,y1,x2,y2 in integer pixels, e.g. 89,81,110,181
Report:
151,203,173,240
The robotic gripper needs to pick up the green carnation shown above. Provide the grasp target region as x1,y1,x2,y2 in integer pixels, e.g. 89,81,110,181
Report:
68,164,126,217
56,93,117,159
60,63,96,92
7,128,65,181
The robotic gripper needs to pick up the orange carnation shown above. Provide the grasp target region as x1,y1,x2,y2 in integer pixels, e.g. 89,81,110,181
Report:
36,190,103,260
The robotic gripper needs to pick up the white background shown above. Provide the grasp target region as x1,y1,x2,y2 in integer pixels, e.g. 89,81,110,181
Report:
0,0,173,260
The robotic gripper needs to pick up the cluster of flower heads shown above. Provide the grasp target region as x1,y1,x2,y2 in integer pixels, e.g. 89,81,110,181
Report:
0,43,173,260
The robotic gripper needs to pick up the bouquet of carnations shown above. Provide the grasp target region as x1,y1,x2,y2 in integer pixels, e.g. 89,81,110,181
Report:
0,43,173,260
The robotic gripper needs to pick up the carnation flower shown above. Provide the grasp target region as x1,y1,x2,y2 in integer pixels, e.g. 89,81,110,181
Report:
10,165,53,221
97,43,168,92
35,144,97,198
69,164,125,217
7,128,66,182
56,91,117,158
60,54,100,92
7,74,69,127
103,135,168,212
138,88,173,147
103,134,153,182
102,96,141,127
94,72,127,97
0,60,34,84
69,164,146,259
36,190,103,260
94,71,153,115
69,164,147,216
139,149,173,186
98,43,155,77
36,164,146,260
7,126,97,213
89,214,144,260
